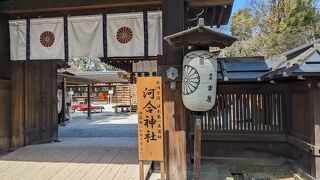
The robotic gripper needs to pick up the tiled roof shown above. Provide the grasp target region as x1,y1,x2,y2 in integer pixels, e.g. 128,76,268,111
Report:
217,57,276,82
260,42,320,80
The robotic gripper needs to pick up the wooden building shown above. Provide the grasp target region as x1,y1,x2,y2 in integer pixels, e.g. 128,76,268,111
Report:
1,0,320,179
191,42,320,179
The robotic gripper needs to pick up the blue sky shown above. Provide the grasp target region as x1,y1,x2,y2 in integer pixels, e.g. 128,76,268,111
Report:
231,0,251,15
215,0,251,34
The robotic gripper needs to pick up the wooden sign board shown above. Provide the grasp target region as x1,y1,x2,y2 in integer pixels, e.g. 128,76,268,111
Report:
137,76,164,161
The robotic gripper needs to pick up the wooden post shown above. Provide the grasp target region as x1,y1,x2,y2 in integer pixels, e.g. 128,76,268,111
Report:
61,78,66,126
160,161,165,180
162,0,187,179
310,80,320,179
194,113,202,180
87,84,91,120
0,14,11,80
139,161,144,180
0,14,12,151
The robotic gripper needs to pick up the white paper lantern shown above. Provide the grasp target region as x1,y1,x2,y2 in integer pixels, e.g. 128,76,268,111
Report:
182,50,217,112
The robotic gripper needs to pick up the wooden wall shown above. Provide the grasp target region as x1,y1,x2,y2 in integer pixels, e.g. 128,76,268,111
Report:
286,80,320,179
196,81,320,179
0,14,11,80
189,84,289,163
11,61,58,147
0,14,12,152
0,80,12,151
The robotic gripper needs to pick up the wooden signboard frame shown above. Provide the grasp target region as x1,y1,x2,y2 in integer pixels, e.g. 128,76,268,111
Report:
137,76,165,180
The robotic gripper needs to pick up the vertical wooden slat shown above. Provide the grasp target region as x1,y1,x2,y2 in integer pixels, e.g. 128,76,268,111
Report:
242,94,246,131
264,94,268,131
269,93,275,131
227,94,231,131
279,93,283,131
222,94,225,130
245,94,249,131
273,94,277,131
255,93,259,131
260,94,264,131
273,93,276,131
256,94,260,131
240,94,243,130
269,93,273,131
276,93,280,131
232,94,236,131
248,93,253,131
210,103,213,131
214,98,217,130
236,94,239,131
217,94,221,130
216,94,219,131
251,94,257,131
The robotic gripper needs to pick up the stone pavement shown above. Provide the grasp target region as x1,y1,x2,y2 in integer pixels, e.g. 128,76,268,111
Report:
59,104,137,138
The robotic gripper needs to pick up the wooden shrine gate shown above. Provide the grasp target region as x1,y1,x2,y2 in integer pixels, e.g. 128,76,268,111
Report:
11,60,65,147
0,1,235,179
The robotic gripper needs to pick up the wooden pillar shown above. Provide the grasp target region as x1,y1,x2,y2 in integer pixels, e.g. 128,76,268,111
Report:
193,114,202,180
310,80,320,179
161,0,187,179
0,14,11,80
11,62,25,148
87,84,91,120
61,78,66,126
0,14,12,151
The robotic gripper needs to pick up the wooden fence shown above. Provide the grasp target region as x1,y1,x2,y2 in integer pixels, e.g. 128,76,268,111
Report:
202,84,285,133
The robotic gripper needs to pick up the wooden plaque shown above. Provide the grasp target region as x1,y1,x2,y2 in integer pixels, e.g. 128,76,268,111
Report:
137,76,164,161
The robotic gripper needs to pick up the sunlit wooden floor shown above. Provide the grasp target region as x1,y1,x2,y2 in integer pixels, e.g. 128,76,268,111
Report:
0,144,151,180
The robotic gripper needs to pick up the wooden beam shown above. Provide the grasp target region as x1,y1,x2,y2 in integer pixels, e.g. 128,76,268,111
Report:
87,84,91,120
162,0,187,179
310,80,320,179
61,78,66,126
202,133,288,142
193,116,201,180
0,0,162,14
216,6,225,28
287,135,320,156
187,0,234,7
11,62,25,149
0,14,11,79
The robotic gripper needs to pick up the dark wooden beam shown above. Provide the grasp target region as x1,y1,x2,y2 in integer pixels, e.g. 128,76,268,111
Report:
11,62,24,149
309,80,320,179
216,5,225,28
162,0,187,179
187,0,234,7
187,5,233,26
87,84,91,120
61,78,66,126
193,116,202,180
0,0,162,14
202,133,288,142
0,14,11,80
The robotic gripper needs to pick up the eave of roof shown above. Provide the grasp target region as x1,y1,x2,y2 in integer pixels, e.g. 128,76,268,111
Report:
57,73,101,85
73,71,129,84
164,18,236,48
259,42,320,81
216,57,275,82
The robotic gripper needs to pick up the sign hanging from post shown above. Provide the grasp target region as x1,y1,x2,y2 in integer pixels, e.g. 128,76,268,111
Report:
137,76,165,180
